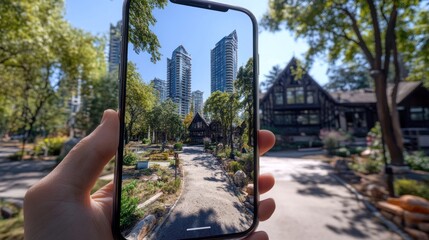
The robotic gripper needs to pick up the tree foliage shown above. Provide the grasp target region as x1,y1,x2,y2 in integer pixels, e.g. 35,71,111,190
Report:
325,63,372,91
260,64,281,91
149,100,183,143
262,0,429,165
235,58,254,146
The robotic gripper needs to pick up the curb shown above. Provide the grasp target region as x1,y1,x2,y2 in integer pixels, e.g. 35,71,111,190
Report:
331,173,411,240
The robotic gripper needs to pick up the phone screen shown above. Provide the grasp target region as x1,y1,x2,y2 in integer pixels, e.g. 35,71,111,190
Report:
116,1,257,239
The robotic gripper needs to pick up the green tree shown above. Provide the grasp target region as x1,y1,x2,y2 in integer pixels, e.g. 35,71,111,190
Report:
325,63,372,91
235,58,254,146
260,64,281,91
125,62,156,143
149,100,183,146
262,0,429,166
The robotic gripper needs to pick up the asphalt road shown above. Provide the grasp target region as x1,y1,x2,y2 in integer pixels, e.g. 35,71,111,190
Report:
258,156,401,240
153,146,252,240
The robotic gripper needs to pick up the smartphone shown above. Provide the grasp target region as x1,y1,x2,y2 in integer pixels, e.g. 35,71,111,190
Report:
113,0,259,239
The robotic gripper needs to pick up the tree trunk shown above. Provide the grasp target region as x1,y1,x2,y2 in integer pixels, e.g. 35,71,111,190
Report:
373,74,404,166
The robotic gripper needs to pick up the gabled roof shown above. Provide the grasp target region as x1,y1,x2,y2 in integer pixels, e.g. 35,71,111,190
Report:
331,82,422,104
189,112,209,129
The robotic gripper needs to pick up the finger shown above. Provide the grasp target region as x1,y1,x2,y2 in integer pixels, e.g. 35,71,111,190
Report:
258,130,275,155
48,110,119,194
259,198,276,221
245,231,268,240
259,173,275,195
91,181,114,223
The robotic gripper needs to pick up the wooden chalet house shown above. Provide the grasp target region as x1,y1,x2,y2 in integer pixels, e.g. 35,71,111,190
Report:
260,57,429,149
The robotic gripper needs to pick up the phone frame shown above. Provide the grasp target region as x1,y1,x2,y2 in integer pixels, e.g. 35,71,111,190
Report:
113,0,259,239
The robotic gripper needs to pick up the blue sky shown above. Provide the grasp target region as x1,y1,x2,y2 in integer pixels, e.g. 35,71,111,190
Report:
65,0,329,97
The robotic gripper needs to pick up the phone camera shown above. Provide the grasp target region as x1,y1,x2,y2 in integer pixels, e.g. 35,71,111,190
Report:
208,4,212,9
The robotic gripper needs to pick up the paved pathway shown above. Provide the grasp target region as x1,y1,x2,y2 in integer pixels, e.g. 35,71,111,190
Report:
0,145,56,200
154,146,252,240
258,156,401,240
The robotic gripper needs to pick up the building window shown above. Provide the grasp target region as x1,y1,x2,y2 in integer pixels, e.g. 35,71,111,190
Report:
274,92,284,105
297,110,319,125
410,107,429,121
286,87,304,104
307,91,315,104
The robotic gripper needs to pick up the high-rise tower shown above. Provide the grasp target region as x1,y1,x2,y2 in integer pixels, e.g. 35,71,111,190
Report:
108,21,122,73
167,45,192,116
210,30,238,93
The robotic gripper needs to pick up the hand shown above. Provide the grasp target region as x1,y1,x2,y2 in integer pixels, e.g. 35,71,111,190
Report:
24,110,276,240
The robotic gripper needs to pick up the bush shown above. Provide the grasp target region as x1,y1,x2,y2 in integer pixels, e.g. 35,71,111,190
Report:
149,153,169,161
123,152,138,166
162,178,181,194
141,138,151,145
34,136,68,156
405,151,429,172
320,129,348,155
349,157,383,174
228,161,243,173
8,151,23,161
120,180,140,229
173,142,183,151
203,137,211,149
335,147,350,158
395,179,429,200
349,147,365,155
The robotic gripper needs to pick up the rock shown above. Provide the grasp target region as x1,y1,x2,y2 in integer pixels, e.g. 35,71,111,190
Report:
404,227,429,240
233,170,247,188
418,223,429,233
126,215,156,240
366,184,387,200
149,174,159,181
135,161,149,170
377,201,404,216
388,195,429,214
246,184,254,196
381,210,394,220
58,138,80,161
404,211,429,225
334,159,350,172
393,216,403,227
1,206,17,219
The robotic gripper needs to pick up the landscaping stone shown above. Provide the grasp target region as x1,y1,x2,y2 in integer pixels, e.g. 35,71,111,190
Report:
233,170,247,188
418,223,429,233
366,184,387,200
377,201,404,216
1,206,17,219
393,216,403,227
246,184,254,196
126,214,156,240
149,174,159,182
404,227,429,240
381,210,394,220
135,161,149,170
388,195,429,214
404,211,429,225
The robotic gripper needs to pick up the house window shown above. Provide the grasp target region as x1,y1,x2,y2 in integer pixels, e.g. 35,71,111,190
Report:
410,107,429,121
274,92,284,105
297,110,319,125
274,111,295,125
286,87,304,104
307,91,315,104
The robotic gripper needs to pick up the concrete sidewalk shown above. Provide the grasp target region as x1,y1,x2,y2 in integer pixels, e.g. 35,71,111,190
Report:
258,156,401,240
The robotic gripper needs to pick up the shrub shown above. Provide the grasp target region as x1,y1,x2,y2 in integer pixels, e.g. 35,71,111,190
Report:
228,161,243,173
320,129,348,155
405,151,429,172
203,137,211,149
123,152,138,166
349,157,383,174
141,138,151,145
149,153,169,161
242,153,254,177
34,136,68,156
120,180,140,229
173,142,183,151
8,151,23,161
335,148,350,158
349,147,365,155
394,179,429,200
162,178,181,194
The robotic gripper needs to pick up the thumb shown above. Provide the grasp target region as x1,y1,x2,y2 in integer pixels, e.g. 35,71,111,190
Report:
47,110,119,195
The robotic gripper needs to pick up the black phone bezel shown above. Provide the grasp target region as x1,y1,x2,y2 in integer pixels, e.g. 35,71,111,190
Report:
113,0,259,239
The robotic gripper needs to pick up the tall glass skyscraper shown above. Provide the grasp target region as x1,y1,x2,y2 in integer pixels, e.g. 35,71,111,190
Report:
151,78,167,102
210,30,238,93
108,21,121,73
192,90,204,114
167,45,192,117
